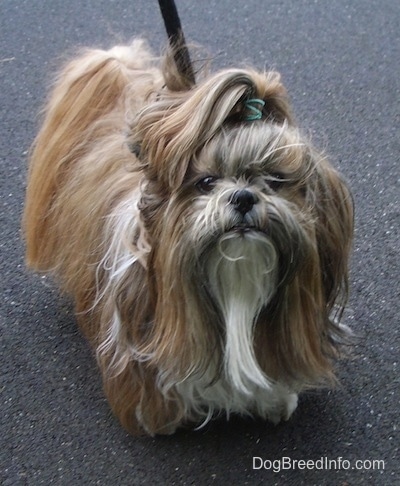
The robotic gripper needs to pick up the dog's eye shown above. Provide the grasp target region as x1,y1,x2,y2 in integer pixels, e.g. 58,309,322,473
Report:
196,176,218,193
265,173,287,191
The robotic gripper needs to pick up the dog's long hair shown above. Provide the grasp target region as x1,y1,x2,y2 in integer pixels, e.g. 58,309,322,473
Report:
24,40,353,435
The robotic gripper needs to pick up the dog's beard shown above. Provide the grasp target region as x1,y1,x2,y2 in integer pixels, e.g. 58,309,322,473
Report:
206,231,278,394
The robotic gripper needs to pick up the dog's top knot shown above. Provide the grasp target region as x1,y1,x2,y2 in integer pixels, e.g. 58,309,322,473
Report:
243,98,265,121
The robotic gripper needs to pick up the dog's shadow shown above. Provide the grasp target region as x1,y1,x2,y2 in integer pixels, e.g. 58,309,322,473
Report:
121,388,351,464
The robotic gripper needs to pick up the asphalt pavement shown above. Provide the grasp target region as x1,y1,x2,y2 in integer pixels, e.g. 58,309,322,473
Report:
1,1,399,484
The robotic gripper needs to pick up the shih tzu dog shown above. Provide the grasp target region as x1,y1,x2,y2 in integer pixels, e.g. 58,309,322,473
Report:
24,39,353,435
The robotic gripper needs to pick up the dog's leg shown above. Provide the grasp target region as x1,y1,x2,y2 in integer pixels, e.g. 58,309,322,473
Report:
101,362,183,436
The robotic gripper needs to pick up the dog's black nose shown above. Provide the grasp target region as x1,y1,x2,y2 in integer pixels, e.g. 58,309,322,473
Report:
230,189,258,215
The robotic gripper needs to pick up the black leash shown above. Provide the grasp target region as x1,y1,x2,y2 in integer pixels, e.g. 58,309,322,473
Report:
157,0,196,86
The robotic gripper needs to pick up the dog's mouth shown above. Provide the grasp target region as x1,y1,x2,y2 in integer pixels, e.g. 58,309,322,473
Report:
227,224,266,235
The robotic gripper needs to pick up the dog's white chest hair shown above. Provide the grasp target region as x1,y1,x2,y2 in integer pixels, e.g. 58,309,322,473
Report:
176,373,298,426
174,236,298,426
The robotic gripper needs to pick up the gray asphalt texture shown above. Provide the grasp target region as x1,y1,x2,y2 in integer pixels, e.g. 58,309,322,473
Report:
1,1,399,485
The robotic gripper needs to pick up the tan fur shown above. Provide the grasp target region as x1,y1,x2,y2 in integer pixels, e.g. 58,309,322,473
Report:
23,40,353,435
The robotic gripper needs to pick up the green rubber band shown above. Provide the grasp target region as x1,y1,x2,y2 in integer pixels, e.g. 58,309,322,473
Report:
244,98,265,121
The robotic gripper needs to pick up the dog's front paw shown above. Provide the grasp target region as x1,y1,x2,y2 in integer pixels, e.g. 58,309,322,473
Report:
268,392,298,425
282,392,298,421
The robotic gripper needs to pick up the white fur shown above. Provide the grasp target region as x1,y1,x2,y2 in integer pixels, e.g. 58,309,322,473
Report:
176,369,298,427
96,190,151,365
206,232,279,394
172,230,300,426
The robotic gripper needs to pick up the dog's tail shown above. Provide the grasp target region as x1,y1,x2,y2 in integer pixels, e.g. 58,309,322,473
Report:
23,40,156,270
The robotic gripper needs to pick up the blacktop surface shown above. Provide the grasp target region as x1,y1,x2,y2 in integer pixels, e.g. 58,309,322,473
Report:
1,1,399,484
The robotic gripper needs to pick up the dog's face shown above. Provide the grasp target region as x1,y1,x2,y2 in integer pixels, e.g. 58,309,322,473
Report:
181,123,312,279
135,71,310,268
129,69,353,393
141,121,316,307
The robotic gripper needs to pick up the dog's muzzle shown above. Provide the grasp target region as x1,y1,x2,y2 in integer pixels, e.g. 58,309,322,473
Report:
227,189,264,234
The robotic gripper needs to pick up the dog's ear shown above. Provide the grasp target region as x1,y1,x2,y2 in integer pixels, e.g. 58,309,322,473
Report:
256,155,353,386
307,155,354,314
